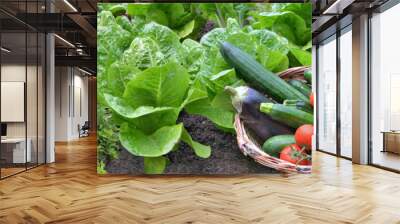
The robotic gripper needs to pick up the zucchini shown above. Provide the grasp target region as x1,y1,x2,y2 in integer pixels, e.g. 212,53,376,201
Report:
260,103,313,128
283,100,313,113
304,70,312,84
225,86,293,142
287,80,311,97
220,42,309,103
262,135,295,158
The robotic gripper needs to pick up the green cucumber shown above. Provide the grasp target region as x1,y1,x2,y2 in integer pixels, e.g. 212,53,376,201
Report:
260,103,313,128
220,42,310,104
287,80,311,97
110,5,126,16
262,135,295,158
283,100,313,113
304,70,312,84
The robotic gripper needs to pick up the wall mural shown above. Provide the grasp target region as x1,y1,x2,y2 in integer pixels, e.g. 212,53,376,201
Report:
97,3,313,175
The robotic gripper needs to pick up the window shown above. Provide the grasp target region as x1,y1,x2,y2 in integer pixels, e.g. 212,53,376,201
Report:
0,0,46,179
370,3,400,171
317,35,337,154
339,26,352,158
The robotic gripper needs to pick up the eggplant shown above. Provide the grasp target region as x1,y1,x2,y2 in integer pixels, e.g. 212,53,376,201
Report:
225,86,294,143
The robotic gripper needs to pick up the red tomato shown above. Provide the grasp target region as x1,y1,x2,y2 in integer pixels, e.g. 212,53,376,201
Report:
280,144,311,165
310,92,314,107
295,124,314,150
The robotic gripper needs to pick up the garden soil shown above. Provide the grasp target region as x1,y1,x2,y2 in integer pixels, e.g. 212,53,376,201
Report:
106,112,276,174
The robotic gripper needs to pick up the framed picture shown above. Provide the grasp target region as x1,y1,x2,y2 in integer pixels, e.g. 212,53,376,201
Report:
97,2,313,175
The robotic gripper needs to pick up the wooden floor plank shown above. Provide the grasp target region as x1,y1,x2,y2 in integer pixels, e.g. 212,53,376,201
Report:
0,135,400,223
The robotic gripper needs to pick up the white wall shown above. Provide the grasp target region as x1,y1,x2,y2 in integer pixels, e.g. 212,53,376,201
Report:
1,65,31,138
1,82,25,122
55,66,70,141
1,63,46,164
54,67,89,141
1,65,26,137
73,73,89,138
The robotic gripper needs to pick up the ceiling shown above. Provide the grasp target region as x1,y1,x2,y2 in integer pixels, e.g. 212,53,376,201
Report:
7,0,393,74
312,0,391,43
312,0,388,44
0,0,97,74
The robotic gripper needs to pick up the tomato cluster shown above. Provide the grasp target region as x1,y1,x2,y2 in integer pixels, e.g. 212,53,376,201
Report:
279,93,314,166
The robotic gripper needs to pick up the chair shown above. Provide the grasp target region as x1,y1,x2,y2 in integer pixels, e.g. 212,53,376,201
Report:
79,121,90,138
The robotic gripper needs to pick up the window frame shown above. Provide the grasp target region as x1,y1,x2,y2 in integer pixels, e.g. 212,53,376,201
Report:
315,21,353,161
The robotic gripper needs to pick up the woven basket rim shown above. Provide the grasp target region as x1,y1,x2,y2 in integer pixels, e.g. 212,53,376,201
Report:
278,66,310,75
278,66,310,81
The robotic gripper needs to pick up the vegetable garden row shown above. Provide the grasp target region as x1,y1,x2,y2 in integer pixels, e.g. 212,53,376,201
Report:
97,3,313,174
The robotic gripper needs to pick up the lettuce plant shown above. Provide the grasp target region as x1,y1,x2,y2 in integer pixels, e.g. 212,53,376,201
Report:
105,62,211,174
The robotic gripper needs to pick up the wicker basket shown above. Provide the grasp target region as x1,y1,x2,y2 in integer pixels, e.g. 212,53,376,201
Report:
233,66,312,174
234,115,311,174
278,66,310,81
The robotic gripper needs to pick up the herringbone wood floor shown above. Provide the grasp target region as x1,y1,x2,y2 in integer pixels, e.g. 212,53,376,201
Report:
1,135,400,224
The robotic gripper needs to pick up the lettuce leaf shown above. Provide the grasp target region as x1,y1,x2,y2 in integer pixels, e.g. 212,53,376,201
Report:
185,98,234,130
176,20,195,39
140,22,186,64
121,37,165,70
181,128,211,158
105,60,140,97
120,122,183,157
249,29,289,54
182,38,206,75
105,94,176,120
123,62,190,108
257,46,289,72
289,46,312,66
255,11,310,46
273,3,312,27
144,157,168,174
226,32,257,57
200,28,227,48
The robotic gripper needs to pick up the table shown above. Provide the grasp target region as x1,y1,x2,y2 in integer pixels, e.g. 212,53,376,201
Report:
1,138,31,163
381,131,400,154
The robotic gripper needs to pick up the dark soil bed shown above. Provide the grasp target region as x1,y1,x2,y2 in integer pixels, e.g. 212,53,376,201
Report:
106,112,276,174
